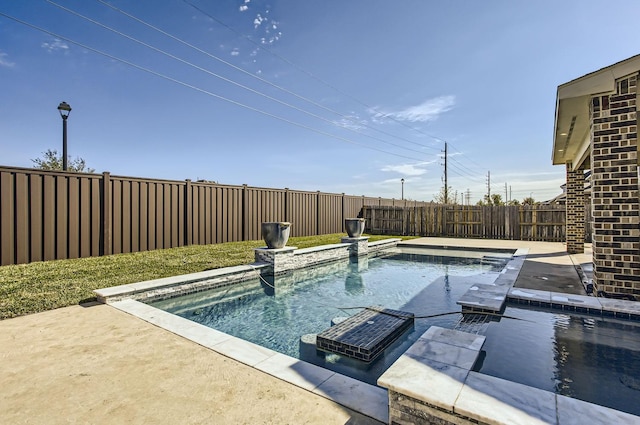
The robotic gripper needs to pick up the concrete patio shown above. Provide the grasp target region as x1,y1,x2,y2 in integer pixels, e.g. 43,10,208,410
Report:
0,238,594,424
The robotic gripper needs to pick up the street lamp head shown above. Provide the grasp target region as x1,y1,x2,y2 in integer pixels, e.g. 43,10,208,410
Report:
57,101,72,118
401,178,405,183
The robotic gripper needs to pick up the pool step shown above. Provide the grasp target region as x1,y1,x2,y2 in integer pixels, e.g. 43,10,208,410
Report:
316,306,414,363
457,250,527,314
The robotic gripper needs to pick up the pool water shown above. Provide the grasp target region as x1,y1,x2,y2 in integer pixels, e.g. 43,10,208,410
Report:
476,305,640,416
150,249,640,416
151,251,504,384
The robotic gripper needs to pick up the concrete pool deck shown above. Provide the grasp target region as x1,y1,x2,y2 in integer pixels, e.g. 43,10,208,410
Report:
0,238,612,424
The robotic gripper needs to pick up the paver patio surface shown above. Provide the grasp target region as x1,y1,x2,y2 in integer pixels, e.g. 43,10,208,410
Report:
0,238,590,424
0,302,379,424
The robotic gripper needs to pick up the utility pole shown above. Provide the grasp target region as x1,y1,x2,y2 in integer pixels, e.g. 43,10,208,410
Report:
510,185,512,202
443,142,448,204
486,171,491,202
504,182,508,203
466,189,471,205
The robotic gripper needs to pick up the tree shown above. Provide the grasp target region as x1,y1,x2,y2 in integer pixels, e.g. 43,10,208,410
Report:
507,199,520,206
433,186,458,204
489,194,503,206
32,149,95,173
522,196,536,205
476,193,501,206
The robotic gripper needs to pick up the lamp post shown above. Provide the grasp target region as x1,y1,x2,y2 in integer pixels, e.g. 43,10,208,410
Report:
57,101,72,171
401,178,405,200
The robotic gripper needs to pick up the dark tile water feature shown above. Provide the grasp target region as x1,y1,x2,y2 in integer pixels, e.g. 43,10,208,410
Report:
316,307,414,362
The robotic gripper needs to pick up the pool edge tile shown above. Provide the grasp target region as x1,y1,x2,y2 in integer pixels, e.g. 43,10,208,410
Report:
455,372,556,425
110,299,233,347
378,355,468,412
212,336,278,367
556,393,640,424
313,373,389,424
254,352,336,392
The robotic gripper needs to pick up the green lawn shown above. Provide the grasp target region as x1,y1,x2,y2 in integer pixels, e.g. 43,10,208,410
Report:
0,234,417,320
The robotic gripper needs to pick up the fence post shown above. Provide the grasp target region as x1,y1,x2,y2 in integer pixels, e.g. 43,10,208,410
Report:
316,190,321,236
185,179,192,246
242,184,249,241
284,188,289,223
102,171,112,256
532,205,538,241
342,193,346,232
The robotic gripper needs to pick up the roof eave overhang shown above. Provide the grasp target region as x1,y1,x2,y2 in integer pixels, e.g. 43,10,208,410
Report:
552,54,640,168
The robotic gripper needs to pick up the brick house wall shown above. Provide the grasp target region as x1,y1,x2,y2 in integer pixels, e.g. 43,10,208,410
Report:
589,73,640,297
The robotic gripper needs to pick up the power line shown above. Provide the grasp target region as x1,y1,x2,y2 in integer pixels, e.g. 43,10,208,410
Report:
46,0,432,157
93,0,441,153
182,0,450,148
448,142,486,171
0,11,424,162
448,157,484,182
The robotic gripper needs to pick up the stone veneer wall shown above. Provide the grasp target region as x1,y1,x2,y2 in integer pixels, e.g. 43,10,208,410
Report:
254,238,401,275
565,162,585,254
590,72,640,297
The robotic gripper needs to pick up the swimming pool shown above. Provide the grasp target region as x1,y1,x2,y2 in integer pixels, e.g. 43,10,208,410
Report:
150,249,506,384
476,305,640,416
149,247,640,417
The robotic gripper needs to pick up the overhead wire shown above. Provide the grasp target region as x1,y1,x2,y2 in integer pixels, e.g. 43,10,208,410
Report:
46,0,433,157
93,0,442,153
448,142,486,172
9,2,493,183
46,0,490,182
0,11,424,162
181,0,450,148
448,159,484,182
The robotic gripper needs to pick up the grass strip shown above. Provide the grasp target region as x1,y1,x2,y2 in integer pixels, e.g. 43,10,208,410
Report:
0,234,416,320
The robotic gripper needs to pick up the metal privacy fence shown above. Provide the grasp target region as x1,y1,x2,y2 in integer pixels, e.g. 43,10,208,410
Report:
362,204,589,242
0,166,429,266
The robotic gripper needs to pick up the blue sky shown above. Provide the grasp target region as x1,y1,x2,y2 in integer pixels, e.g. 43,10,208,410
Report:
1,1,639,203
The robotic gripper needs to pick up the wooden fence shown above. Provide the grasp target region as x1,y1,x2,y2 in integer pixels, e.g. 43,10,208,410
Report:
363,204,590,242
0,166,429,266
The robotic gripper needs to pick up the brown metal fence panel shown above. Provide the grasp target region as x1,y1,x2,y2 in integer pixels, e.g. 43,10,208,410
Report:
317,193,342,235
0,168,103,266
1,165,574,266
245,187,286,241
1,171,15,265
286,190,317,237
344,195,365,220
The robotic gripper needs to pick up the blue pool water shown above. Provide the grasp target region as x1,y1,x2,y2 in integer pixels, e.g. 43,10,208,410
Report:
152,250,503,382
476,305,640,416
150,249,640,416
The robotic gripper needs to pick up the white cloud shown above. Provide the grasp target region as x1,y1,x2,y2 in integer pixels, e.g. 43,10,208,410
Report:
381,160,435,176
41,39,69,53
254,14,265,28
334,115,366,131
372,95,456,123
231,49,240,56
239,5,248,11
0,52,15,68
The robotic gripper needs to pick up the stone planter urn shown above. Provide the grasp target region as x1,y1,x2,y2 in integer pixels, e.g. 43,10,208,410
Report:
261,222,291,249
344,218,366,238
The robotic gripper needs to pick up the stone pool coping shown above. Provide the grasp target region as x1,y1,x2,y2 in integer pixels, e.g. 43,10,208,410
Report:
94,263,271,304
95,238,401,304
110,298,390,423
94,239,640,423
377,325,639,424
508,287,640,319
